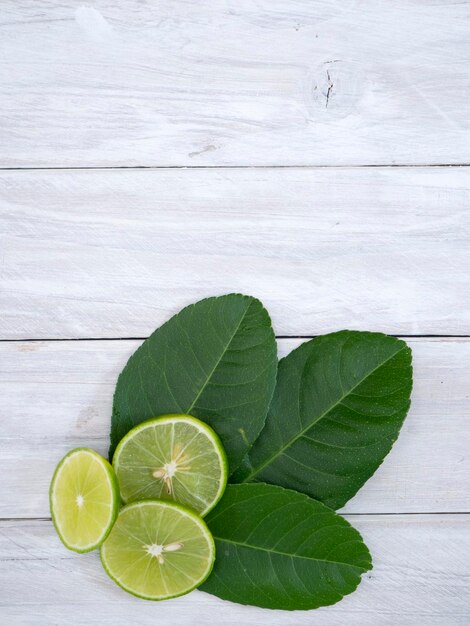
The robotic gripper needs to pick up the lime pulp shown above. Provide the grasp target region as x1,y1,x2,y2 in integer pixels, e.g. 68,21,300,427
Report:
100,500,215,600
112,415,228,516
50,448,120,553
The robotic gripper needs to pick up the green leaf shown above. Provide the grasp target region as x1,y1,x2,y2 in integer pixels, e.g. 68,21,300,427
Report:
110,294,277,472
232,331,412,509
201,483,372,610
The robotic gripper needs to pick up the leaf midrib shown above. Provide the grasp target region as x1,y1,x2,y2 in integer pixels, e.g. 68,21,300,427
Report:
243,343,407,482
185,300,251,414
214,536,368,571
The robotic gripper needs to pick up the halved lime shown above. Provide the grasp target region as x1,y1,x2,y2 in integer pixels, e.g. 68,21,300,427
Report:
100,500,215,600
50,448,120,553
112,415,228,516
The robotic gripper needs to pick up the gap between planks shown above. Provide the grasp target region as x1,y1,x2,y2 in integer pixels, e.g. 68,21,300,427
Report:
1,164,470,172
2,511,470,524
1,335,469,343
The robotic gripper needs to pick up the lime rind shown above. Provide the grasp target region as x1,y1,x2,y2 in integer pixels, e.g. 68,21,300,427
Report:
50,448,120,553
100,499,216,601
112,414,228,516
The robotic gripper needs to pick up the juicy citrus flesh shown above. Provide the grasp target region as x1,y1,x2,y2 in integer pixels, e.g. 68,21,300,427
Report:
100,500,215,600
113,415,228,516
50,448,119,553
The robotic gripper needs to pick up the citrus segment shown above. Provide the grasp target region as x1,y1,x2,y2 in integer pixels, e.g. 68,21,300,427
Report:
113,415,228,516
50,448,119,553
100,500,215,600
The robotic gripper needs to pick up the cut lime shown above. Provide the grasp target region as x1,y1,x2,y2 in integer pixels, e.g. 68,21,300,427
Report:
100,500,215,600
113,415,228,516
50,448,120,553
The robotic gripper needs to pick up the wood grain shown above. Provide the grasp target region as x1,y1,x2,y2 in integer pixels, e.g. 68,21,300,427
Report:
1,515,468,625
2,1,470,167
1,166,469,338
2,1,469,622
1,337,468,518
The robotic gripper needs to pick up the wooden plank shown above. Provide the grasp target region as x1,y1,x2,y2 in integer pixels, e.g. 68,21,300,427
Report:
1,515,468,625
1,167,469,338
1,338,468,518
1,1,470,167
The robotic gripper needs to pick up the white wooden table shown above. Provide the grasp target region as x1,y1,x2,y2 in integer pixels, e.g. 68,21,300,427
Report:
1,2,469,624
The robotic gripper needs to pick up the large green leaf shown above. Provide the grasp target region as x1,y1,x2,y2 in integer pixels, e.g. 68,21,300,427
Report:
233,331,412,509
201,483,372,610
110,294,277,472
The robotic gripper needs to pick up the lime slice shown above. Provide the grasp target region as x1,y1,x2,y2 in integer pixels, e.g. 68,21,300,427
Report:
100,500,215,600
113,415,228,516
50,448,119,553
